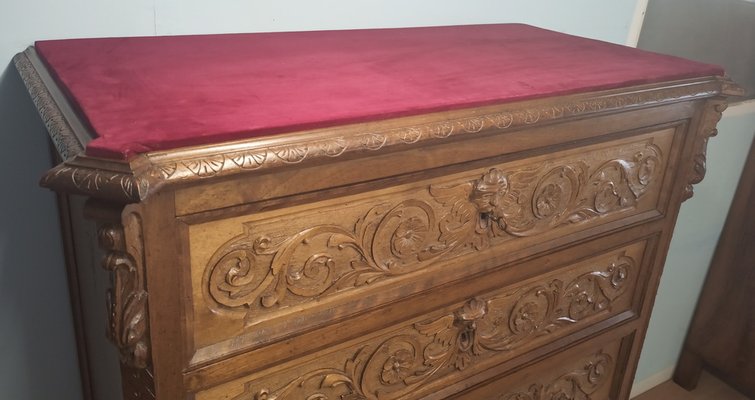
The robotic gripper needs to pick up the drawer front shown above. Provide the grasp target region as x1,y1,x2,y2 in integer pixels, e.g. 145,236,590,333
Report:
187,128,674,363
193,239,648,399
453,331,634,400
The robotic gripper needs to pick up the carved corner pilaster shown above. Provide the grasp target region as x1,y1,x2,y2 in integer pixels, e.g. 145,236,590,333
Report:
682,99,728,202
97,212,151,370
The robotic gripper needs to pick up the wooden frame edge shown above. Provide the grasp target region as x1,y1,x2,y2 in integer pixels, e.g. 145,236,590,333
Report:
28,73,738,203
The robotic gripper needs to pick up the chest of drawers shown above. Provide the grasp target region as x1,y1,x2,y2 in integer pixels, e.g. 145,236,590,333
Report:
15,24,739,400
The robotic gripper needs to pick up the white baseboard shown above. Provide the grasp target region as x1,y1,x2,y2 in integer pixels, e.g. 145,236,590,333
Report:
630,366,676,398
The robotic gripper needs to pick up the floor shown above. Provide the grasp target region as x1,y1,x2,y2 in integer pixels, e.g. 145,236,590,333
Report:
634,371,750,400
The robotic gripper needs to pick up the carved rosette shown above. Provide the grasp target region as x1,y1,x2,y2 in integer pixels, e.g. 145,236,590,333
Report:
498,351,614,400
98,214,150,369
227,256,633,400
682,99,728,201
203,141,661,321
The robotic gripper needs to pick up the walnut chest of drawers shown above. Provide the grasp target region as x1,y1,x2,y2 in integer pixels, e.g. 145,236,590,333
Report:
15,24,740,400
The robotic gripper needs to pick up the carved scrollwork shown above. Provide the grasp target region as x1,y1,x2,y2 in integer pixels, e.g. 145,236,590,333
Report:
98,215,150,369
431,142,662,249
683,99,728,201
204,200,449,317
498,351,613,400
203,141,661,319
228,256,631,400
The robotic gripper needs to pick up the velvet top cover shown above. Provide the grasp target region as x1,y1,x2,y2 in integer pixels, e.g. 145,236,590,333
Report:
34,24,723,160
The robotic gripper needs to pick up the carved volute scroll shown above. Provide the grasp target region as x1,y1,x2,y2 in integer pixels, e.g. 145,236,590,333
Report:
202,138,662,324
682,98,728,201
226,253,634,400
98,212,150,369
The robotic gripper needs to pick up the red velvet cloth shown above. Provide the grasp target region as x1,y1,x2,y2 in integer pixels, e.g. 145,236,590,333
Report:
35,24,723,160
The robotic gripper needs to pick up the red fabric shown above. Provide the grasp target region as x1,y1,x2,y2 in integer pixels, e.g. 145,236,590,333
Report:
35,24,723,160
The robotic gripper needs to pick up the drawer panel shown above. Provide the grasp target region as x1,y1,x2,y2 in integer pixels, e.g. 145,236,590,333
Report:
187,128,674,364
193,239,648,399
453,331,634,400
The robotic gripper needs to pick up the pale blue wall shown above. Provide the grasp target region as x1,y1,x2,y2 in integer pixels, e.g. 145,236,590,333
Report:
0,66,83,400
0,1,641,399
635,109,755,382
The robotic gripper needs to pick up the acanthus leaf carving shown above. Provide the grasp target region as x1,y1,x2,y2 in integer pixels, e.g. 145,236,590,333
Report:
227,256,631,400
98,214,151,369
41,164,146,202
683,99,728,202
203,141,661,320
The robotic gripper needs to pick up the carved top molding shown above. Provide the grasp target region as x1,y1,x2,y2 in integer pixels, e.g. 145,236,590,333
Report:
19,46,736,203
13,50,85,160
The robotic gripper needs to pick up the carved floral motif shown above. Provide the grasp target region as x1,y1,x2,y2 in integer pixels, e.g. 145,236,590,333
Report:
203,141,660,319
98,215,150,369
227,256,631,400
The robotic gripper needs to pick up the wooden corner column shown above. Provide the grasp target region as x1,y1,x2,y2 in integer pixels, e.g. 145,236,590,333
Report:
86,201,156,399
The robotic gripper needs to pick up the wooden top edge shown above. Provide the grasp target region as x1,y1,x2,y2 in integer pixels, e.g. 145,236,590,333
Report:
36,75,734,203
720,77,746,97
13,49,86,160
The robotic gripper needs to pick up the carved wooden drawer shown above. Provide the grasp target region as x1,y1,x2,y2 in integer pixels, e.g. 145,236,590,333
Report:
193,236,651,399
18,24,738,400
453,329,636,400
188,129,672,365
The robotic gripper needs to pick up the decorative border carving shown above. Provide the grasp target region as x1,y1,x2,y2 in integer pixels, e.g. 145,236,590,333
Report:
41,163,148,203
227,255,631,400
202,140,661,321
13,51,84,160
98,214,150,369
31,78,733,202
682,98,728,201
145,80,717,185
